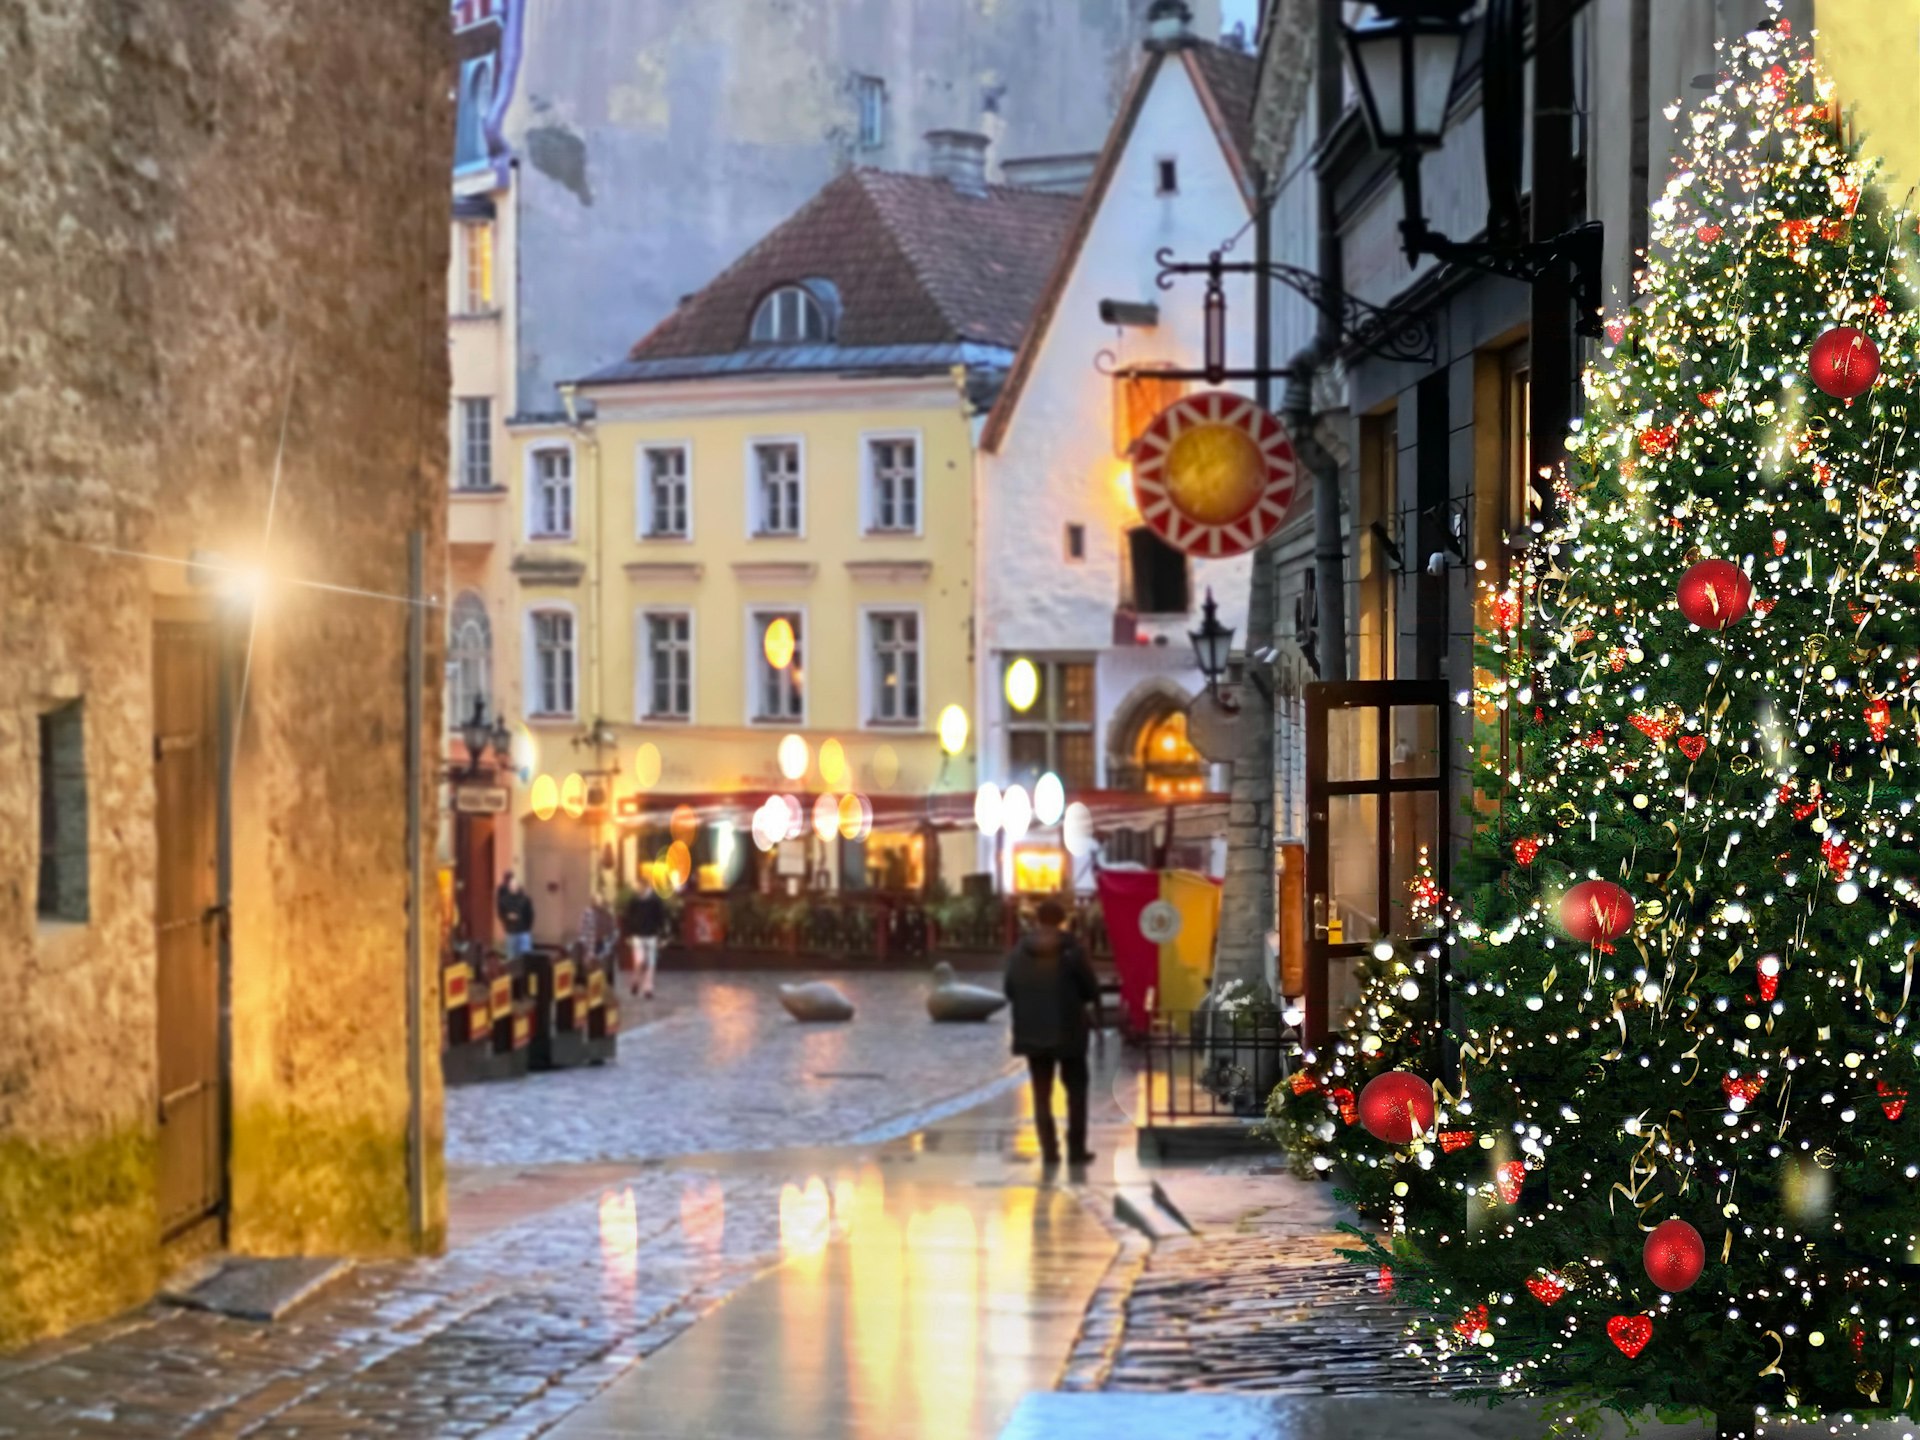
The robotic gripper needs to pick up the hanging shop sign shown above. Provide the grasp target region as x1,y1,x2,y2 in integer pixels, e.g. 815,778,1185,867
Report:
1132,392,1298,558
455,784,511,815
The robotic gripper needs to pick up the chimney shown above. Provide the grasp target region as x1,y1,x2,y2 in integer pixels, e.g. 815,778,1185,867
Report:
1145,0,1195,50
925,129,990,197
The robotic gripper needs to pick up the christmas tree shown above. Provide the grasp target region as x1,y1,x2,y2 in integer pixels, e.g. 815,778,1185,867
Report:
1354,20,1920,1437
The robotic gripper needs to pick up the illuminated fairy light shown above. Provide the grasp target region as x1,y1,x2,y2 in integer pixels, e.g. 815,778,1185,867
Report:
763,617,797,670
777,733,810,783
974,782,1003,837
1034,771,1066,827
634,741,662,789
938,704,970,757
1004,658,1040,713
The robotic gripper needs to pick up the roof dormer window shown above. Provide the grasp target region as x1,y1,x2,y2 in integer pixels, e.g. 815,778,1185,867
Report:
750,283,832,345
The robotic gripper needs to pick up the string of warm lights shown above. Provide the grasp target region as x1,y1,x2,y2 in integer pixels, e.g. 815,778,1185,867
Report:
1278,16,1920,1434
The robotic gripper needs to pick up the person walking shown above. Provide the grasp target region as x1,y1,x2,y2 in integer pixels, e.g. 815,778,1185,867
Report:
1003,899,1103,1167
497,872,535,961
579,891,617,972
620,884,668,1000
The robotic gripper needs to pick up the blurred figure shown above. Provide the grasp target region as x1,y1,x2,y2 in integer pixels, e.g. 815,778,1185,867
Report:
1003,899,1103,1167
579,890,618,972
621,883,668,1000
497,871,535,960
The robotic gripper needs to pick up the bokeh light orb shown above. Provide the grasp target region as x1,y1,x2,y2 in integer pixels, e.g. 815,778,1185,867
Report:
777,733,811,782
1002,783,1033,843
1005,658,1040,714
1062,801,1094,857
812,793,840,842
763,617,797,670
561,772,588,820
529,773,559,822
872,744,900,789
662,841,692,891
938,704,970,757
974,782,1004,836
819,737,848,789
634,741,662,789
838,792,873,841
1034,772,1066,827
670,803,700,847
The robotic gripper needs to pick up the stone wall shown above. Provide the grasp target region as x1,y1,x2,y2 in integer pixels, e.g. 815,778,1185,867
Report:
0,0,450,1345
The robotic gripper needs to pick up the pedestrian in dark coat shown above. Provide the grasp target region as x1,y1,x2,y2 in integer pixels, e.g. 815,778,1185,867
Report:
619,886,669,1000
1003,899,1103,1166
497,872,535,960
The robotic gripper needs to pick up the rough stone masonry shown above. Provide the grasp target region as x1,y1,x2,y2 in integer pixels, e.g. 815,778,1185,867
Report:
0,0,452,1345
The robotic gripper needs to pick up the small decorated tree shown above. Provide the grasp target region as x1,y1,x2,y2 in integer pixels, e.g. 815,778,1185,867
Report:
1351,20,1920,1437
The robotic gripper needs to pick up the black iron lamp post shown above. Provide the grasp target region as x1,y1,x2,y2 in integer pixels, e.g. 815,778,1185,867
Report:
1189,589,1236,702
1342,0,1604,337
458,697,514,780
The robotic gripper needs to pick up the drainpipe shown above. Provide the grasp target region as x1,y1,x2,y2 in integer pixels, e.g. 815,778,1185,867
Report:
559,382,605,890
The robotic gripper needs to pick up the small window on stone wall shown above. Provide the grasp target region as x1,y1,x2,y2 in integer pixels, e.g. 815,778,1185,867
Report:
38,702,88,923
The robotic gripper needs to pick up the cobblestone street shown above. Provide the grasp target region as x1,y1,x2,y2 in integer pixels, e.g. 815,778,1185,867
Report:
0,971,1022,1439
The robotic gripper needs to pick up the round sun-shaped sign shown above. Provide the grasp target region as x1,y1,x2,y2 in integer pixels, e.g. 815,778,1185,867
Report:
1132,392,1298,558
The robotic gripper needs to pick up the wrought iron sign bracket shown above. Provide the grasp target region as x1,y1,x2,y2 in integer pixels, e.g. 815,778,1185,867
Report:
1401,212,1605,340
1095,246,1437,385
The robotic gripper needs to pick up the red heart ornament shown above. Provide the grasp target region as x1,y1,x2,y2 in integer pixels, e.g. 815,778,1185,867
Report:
1698,388,1723,407
1678,736,1707,761
1697,223,1723,243
1526,1274,1567,1305
1607,1314,1653,1358
1722,1074,1764,1106
1865,699,1892,743
1605,317,1626,345
1513,837,1541,866
1438,1129,1476,1154
1880,1080,1907,1121
1494,1161,1526,1205
1454,1304,1489,1339
1754,598,1777,617
1330,1087,1357,1125
1630,712,1678,742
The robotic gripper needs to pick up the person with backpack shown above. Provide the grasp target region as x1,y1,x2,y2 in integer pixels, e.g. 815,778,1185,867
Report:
1003,899,1103,1167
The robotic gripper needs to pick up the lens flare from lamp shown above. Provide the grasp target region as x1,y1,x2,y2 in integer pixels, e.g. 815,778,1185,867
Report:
975,782,1004,836
1005,658,1040,714
819,738,848,789
662,841,692,891
938,704,970,757
634,741,662,789
530,773,559,822
1034,772,1066,827
561,772,588,820
1062,801,1094,857
763,617,797,671
777,733,810,782
510,723,538,783
1002,784,1033,843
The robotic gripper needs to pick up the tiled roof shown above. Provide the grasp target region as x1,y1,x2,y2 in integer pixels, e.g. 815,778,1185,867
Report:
596,169,1076,380
980,40,1261,454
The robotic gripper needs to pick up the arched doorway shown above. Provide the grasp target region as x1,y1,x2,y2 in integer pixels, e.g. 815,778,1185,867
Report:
1107,681,1208,799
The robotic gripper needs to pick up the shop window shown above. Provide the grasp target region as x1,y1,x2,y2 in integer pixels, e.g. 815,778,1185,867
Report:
38,702,88,923
1005,659,1096,792
864,831,925,892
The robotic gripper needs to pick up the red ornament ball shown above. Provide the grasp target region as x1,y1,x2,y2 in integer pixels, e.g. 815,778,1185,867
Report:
1809,325,1880,398
1675,559,1753,629
1559,879,1636,943
1358,1070,1436,1144
1643,1218,1706,1292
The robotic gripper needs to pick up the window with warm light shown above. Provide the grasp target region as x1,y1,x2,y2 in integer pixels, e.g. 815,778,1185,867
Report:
864,831,925,892
866,610,921,726
1006,659,1096,792
459,220,494,313
1013,847,1066,894
1136,709,1207,799
750,610,805,723
1114,366,1186,457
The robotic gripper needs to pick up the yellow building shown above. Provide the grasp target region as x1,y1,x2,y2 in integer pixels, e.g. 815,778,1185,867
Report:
504,139,1075,932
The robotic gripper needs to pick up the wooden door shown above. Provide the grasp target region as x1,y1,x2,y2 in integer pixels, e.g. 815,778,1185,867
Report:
153,619,224,1241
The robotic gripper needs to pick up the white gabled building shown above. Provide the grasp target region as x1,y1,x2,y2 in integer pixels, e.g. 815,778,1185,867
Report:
975,4,1265,883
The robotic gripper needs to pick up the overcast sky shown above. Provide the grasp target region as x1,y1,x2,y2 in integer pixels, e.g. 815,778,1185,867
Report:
1221,0,1261,41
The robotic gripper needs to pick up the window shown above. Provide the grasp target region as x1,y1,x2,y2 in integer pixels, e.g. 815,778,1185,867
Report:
642,611,693,720
528,609,577,718
1156,157,1179,195
750,286,829,345
459,220,494,313
750,611,805,723
447,593,492,733
1114,366,1185,456
1357,411,1398,683
866,611,922,725
752,441,803,536
37,702,87,923
1005,659,1096,793
454,56,495,171
865,436,919,533
528,445,573,539
1064,524,1086,562
641,444,690,538
1125,527,1191,614
457,398,493,490
856,75,887,149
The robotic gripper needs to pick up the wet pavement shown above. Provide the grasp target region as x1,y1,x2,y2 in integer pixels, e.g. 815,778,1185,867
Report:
446,970,1020,1167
